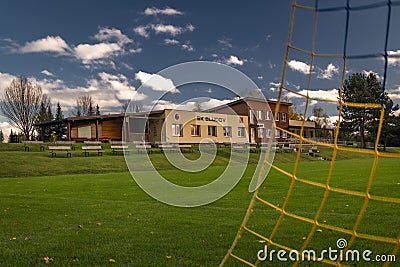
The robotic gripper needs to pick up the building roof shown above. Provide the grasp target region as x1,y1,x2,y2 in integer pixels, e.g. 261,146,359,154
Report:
289,120,316,128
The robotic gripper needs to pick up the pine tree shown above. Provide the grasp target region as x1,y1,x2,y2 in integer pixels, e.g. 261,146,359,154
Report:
54,102,66,140
88,102,94,116
95,104,100,116
0,130,4,143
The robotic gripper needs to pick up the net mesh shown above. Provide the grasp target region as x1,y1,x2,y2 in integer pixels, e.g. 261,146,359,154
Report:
221,0,400,266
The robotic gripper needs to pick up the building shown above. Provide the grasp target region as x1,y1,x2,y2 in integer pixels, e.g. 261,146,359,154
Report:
208,97,292,143
288,120,317,140
127,109,249,144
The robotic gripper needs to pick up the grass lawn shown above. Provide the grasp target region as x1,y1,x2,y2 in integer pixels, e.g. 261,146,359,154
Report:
0,143,399,266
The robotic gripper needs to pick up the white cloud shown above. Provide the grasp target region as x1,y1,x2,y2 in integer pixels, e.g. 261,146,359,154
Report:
164,39,194,52
218,37,233,48
0,72,17,94
135,71,180,93
0,121,13,142
73,43,121,64
151,24,194,36
144,7,183,16
362,70,382,80
135,24,194,38
19,36,70,54
97,72,146,101
318,63,339,80
288,59,312,74
388,85,400,100
269,81,281,92
133,25,150,38
181,41,194,52
388,50,400,66
148,98,232,111
94,27,132,45
225,55,244,66
41,70,54,77
164,38,180,45
286,89,339,102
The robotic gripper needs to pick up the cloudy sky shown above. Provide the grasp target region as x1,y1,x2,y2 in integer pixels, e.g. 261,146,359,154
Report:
1,0,400,135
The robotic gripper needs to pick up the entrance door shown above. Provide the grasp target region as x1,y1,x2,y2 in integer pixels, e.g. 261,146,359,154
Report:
251,128,255,143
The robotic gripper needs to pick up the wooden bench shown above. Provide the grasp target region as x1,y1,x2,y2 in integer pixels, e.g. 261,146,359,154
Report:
48,146,72,158
55,141,77,150
158,144,176,153
111,145,132,155
23,141,44,152
135,144,152,154
178,144,193,153
82,146,103,156
84,141,102,145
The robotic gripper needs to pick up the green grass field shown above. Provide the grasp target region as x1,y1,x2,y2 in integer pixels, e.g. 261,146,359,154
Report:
0,143,398,266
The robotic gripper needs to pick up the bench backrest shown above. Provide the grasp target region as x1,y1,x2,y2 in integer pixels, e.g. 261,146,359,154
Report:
82,146,102,150
48,146,71,150
84,141,102,144
111,145,129,149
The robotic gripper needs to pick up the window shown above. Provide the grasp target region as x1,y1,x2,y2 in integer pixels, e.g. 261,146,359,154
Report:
172,124,183,137
275,112,280,121
208,125,217,137
238,127,246,138
275,129,280,139
282,131,287,139
223,126,232,137
282,112,287,122
258,127,264,139
191,125,201,136
250,110,255,124
257,110,263,120
266,129,271,138
265,111,271,120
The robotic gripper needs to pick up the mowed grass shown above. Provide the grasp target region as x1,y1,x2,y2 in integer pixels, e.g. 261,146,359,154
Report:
0,143,399,266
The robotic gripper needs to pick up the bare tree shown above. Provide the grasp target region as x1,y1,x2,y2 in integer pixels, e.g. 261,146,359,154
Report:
1,77,46,140
193,101,202,112
74,95,95,117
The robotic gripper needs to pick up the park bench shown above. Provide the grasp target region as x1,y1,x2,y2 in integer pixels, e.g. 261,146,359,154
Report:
158,144,176,153
48,146,72,158
82,145,103,156
178,144,193,153
84,140,102,145
23,141,44,152
111,145,132,155
135,144,152,154
55,140,77,150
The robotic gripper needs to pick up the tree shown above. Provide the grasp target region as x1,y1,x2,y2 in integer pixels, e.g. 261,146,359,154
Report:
340,73,392,148
193,101,202,112
121,101,142,114
74,95,95,117
284,96,303,120
1,77,46,140
95,104,100,116
35,96,53,141
54,102,66,140
0,130,4,143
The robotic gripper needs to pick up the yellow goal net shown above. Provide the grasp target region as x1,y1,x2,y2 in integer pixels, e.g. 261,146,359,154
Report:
221,0,400,266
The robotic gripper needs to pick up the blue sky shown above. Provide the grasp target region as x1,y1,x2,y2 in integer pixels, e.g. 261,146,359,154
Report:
1,0,400,135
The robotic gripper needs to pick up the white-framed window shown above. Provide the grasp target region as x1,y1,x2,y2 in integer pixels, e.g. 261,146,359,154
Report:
275,112,280,121
275,129,280,139
191,125,201,136
223,126,232,137
172,124,183,137
282,112,287,122
266,129,271,138
208,125,217,137
250,110,255,124
258,127,264,139
282,131,287,138
265,111,271,120
238,127,246,138
257,110,263,120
